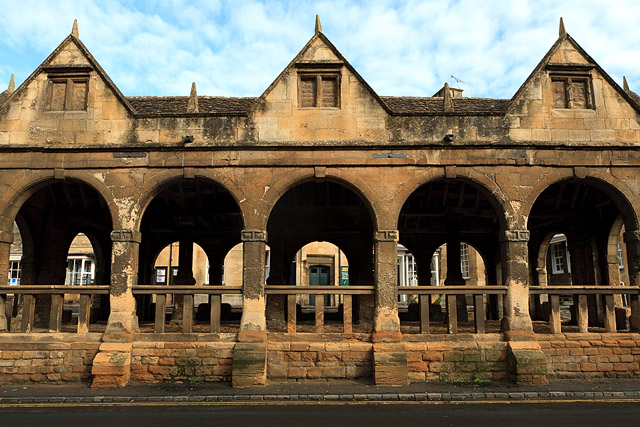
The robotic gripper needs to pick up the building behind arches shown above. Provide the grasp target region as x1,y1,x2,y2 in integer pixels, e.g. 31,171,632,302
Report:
1,17,640,387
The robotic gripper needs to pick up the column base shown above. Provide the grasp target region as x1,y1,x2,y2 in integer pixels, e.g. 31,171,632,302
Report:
506,341,548,385
232,342,267,387
91,342,133,388
373,342,408,386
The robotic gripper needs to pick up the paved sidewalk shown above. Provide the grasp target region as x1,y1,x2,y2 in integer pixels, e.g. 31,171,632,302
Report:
2,378,640,404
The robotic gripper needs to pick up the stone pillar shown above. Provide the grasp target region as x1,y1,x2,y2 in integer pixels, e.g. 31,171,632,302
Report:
233,229,268,388
372,230,407,386
172,238,196,322
500,229,547,384
265,238,286,327
623,230,640,330
0,230,12,331
444,218,467,322
91,229,140,388
500,229,534,334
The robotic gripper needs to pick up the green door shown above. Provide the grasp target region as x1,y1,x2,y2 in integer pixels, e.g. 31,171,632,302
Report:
309,266,330,306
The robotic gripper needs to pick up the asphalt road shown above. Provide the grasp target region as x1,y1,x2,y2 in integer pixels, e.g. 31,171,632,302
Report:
1,401,639,427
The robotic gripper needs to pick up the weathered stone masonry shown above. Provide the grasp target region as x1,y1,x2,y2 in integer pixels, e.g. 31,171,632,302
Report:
2,18,640,386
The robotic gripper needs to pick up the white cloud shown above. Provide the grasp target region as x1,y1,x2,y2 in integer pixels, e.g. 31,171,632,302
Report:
0,0,639,98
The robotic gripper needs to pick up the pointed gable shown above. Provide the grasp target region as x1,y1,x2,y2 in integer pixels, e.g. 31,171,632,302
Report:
0,29,134,145
250,28,391,143
508,24,640,145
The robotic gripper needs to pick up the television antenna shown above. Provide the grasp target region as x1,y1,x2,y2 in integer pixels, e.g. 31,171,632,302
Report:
450,75,466,88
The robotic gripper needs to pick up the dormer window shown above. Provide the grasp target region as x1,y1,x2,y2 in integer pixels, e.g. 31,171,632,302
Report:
43,66,90,111
547,64,594,110
297,63,341,109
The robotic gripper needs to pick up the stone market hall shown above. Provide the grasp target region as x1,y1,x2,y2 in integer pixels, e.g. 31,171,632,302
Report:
1,17,640,387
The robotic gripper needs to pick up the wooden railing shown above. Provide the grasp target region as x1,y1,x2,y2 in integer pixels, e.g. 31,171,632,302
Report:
0,285,109,333
529,285,640,333
265,285,375,333
397,286,507,334
131,285,242,334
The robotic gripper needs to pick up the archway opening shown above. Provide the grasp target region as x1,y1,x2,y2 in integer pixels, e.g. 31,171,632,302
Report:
138,178,243,324
10,180,112,330
398,178,503,328
266,180,374,328
528,179,634,330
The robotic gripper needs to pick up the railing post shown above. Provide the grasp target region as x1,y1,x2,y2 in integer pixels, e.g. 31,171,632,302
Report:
182,294,194,333
447,295,458,333
210,294,221,333
474,294,485,333
154,294,166,333
549,294,562,334
604,294,616,332
77,294,91,334
21,294,35,333
287,294,296,333
315,294,324,333
577,294,589,333
343,294,352,333
48,293,63,332
419,294,429,334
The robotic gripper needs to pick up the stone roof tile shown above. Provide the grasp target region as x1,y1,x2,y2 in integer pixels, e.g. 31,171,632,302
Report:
127,96,258,115
381,96,508,115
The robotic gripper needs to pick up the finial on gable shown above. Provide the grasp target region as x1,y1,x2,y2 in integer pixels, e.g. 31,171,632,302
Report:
315,14,322,34
623,76,630,93
559,17,566,37
71,19,79,38
187,82,199,113
443,82,454,112
8,74,15,93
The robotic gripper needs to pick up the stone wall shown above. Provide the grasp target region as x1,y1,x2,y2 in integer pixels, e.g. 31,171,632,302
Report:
267,340,372,380
130,340,235,383
0,335,100,384
405,336,509,382
539,333,640,379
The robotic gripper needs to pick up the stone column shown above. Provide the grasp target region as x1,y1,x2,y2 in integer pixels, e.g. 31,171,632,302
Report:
234,229,268,388
501,229,548,384
373,230,401,336
172,238,196,323
91,229,140,388
0,230,12,331
500,229,534,334
444,218,467,322
372,230,407,386
104,229,140,340
624,230,640,330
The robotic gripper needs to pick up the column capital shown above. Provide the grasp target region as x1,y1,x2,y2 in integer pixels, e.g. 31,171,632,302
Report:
111,229,141,243
0,230,13,244
242,229,267,242
624,229,640,243
500,229,530,242
374,230,399,242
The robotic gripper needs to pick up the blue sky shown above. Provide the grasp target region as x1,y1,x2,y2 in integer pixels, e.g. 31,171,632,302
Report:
1,0,639,99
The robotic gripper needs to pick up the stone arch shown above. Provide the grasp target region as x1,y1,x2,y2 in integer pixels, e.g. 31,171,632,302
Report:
392,168,513,231
135,169,247,231
261,168,380,231
0,170,118,231
522,172,640,231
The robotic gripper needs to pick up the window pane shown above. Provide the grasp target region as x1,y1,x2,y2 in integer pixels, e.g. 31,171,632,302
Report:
570,80,588,109
300,77,317,107
552,80,567,108
50,81,67,110
71,81,88,110
321,77,338,107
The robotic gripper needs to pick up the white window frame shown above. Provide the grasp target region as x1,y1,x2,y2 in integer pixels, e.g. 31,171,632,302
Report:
551,243,565,274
